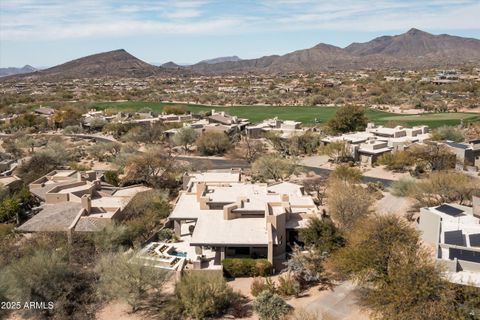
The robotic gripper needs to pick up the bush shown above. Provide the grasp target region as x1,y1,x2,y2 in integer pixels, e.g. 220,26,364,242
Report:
163,105,187,115
251,154,299,182
378,151,414,172
431,125,465,142
196,131,232,155
251,277,276,297
175,272,240,319
103,170,120,186
96,251,171,312
253,290,291,320
1,250,71,317
390,178,416,197
157,228,174,242
223,258,272,278
277,274,301,297
0,223,14,238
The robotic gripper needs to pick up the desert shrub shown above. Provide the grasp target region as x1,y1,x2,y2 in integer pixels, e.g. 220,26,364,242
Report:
251,277,276,297
163,105,187,114
121,190,171,245
431,125,465,142
1,250,71,317
93,224,132,252
289,308,321,320
96,251,171,312
330,164,362,183
0,223,14,238
277,274,301,297
327,180,373,231
378,151,414,172
196,131,232,155
103,170,120,186
223,258,272,278
410,171,478,207
390,177,417,197
157,228,174,242
251,154,300,182
16,152,62,184
175,272,240,319
63,125,83,134
253,290,291,320
284,246,326,285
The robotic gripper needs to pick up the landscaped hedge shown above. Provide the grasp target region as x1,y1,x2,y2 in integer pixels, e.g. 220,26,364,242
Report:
222,258,272,278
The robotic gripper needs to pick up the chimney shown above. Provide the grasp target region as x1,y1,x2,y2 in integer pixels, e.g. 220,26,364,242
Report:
81,194,92,214
196,182,207,201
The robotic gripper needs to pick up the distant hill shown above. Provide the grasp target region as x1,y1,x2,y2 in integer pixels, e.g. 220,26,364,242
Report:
3,29,480,80
2,49,188,81
161,61,183,69
0,65,36,77
187,28,480,73
345,28,480,63
198,56,242,64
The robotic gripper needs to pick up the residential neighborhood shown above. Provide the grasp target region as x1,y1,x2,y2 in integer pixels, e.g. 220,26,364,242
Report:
1,1,480,319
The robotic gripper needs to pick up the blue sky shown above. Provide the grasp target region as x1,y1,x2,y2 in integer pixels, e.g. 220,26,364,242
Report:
1,0,479,67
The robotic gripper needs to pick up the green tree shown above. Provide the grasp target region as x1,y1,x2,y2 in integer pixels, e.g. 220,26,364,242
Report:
330,215,476,320
319,141,353,163
196,131,232,155
327,105,368,133
172,127,198,152
251,154,299,181
330,164,362,183
299,216,345,254
326,180,373,231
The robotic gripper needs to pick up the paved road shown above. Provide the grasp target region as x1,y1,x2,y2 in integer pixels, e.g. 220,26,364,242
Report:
176,156,395,187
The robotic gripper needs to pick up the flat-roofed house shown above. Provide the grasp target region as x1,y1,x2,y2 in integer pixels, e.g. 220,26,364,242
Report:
321,123,431,165
246,118,306,139
18,170,150,235
168,175,318,271
417,197,480,286
443,139,480,170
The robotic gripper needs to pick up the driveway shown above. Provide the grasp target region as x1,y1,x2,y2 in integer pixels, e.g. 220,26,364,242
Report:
293,281,370,320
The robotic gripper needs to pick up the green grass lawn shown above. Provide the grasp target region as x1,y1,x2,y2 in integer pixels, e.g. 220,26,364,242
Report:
91,101,480,128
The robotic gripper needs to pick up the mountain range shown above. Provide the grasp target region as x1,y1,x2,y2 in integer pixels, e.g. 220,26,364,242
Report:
0,65,37,77
3,29,480,80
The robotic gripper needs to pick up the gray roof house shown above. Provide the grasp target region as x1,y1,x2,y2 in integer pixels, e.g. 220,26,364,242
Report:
417,196,480,286
18,170,149,235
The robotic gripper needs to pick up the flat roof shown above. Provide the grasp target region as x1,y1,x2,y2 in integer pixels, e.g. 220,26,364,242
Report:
190,212,269,246
187,171,241,183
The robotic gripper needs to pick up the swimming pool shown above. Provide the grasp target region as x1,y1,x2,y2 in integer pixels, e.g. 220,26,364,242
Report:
171,250,187,258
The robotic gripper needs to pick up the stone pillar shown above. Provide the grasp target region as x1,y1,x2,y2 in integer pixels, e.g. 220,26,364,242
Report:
81,194,91,214
220,247,225,260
